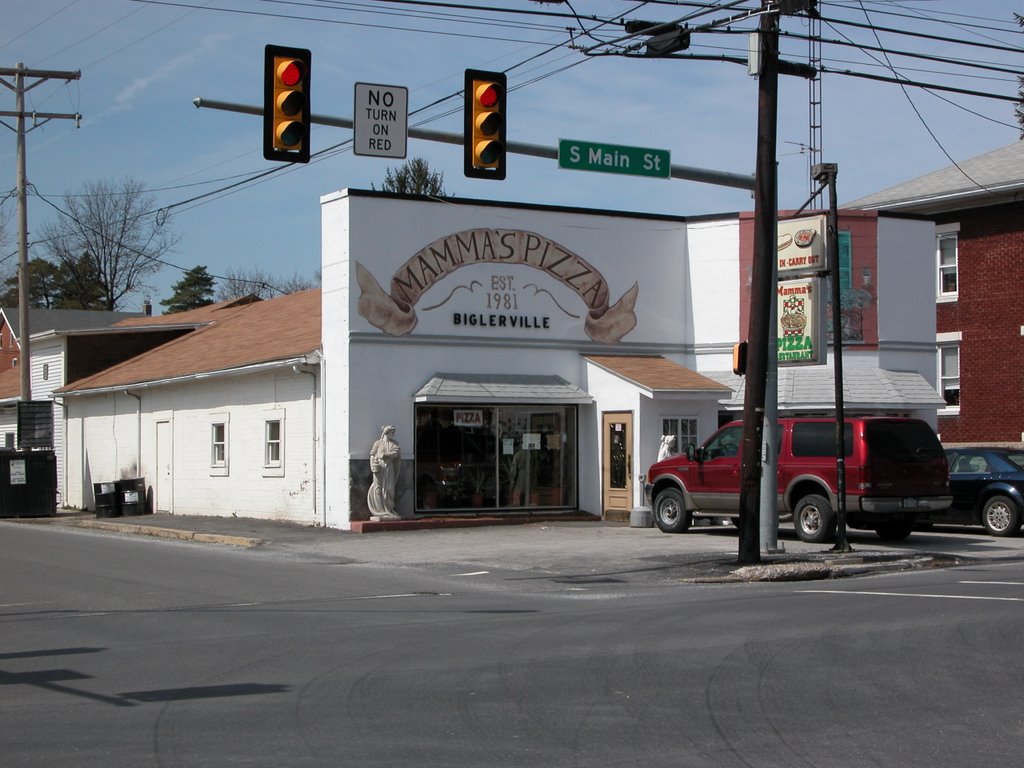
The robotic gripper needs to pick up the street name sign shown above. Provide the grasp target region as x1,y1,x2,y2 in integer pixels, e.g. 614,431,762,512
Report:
558,138,670,179
353,83,408,158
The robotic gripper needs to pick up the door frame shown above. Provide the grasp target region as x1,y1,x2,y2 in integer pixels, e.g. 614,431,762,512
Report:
601,411,634,522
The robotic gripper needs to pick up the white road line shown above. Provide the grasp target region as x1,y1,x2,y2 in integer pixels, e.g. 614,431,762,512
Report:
452,571,489,577
801,589,1024,602
961,581,1024,586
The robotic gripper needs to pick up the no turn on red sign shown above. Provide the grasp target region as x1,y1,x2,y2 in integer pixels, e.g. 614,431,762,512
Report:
353,83,408,159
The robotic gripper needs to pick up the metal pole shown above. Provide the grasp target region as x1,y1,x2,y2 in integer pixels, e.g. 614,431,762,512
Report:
192,97,758,192
737,5,779,565
15,63,30,401
814,162,849,552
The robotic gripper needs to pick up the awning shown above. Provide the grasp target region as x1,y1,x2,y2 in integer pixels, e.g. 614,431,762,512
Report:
414,373,593,404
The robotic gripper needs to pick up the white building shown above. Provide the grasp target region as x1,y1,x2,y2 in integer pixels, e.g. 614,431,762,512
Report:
58,191,942,530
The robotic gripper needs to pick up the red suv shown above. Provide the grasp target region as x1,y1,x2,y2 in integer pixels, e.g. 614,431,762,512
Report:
645,417,951,542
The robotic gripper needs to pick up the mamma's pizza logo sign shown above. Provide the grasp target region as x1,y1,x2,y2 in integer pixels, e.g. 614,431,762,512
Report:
355,228,638,345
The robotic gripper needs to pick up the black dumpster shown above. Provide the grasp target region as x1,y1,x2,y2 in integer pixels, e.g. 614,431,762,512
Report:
116,478,147,516
94,481,119,518
0,450,57,518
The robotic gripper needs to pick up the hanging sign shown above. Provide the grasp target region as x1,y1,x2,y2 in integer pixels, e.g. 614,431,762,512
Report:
777,214,827,277
777,278,825,365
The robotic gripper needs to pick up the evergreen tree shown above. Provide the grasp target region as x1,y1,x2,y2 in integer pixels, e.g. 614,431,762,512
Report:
374,157,446,195
161,265,216,313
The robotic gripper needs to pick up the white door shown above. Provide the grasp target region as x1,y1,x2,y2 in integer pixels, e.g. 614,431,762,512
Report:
155,420,172,513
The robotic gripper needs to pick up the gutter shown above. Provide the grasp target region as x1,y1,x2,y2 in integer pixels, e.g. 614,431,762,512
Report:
58,355,315,398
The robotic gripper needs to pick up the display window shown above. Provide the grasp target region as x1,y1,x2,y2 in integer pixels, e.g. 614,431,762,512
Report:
414,405,577,512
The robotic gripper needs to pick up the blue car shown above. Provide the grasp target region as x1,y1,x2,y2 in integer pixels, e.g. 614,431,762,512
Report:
928,448,1024,536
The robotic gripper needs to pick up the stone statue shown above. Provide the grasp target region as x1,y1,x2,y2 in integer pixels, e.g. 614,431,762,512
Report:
658,434,676,462
368,425,401,519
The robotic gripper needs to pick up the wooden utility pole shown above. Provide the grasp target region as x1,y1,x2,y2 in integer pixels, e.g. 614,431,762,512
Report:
737,6,780,565
0,63,81,401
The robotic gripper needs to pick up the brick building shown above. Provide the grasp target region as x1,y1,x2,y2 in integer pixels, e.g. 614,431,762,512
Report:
848,141,1024,446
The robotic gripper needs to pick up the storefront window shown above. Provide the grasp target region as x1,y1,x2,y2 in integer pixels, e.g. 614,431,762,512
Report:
415,405,577,512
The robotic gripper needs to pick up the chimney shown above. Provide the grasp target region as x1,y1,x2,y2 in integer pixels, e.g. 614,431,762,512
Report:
143,298,152,316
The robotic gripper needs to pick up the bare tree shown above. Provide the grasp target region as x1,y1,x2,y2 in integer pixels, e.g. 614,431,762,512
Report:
38,177,177,310
215,265,277,301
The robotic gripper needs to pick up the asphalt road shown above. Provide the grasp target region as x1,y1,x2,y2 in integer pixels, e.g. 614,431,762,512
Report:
3,522,1024,767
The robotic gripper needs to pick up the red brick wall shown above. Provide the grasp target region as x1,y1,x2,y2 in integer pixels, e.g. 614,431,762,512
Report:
936,202,1024,444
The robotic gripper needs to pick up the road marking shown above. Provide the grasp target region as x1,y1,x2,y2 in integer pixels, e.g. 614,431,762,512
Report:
452,571,489,577
961,580,1024,586
801,589,1024,602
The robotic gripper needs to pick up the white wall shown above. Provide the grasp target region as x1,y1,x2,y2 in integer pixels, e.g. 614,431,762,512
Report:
65,367,320,524
687,217,742,371
876,215,938,382
29,337,66,501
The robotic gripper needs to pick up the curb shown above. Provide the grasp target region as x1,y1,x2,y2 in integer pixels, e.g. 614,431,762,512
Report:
69,519,263,548
688,553,966,583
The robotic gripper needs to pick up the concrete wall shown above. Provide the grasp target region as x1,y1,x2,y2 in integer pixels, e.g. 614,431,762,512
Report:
64,366,321,523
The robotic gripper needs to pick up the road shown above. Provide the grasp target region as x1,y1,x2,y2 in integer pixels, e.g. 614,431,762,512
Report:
3,523,1024,767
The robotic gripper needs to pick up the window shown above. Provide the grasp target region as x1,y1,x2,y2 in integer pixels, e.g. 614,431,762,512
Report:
210,414,229,475
42,363,49,381
937,228,958,298
791,422,853,457
662,417,698,455
414,404,577,512
265,420,282,466
939,343,960,409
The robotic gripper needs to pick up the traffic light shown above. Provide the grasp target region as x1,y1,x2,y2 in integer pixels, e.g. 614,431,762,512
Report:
464,69,506,180
263,44,311,163
732,341,748,376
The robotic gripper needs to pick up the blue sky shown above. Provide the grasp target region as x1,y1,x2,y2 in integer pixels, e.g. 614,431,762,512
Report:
1,1,1020,312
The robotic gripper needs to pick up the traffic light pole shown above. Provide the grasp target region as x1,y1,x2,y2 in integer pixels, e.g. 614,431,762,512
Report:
0,63,81,401
193,97,757,192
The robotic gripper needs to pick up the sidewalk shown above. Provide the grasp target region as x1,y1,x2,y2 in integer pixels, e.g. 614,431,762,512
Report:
5,509,990,584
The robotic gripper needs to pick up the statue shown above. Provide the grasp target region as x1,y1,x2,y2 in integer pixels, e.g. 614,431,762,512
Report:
658,434,676,462
368,425,401,519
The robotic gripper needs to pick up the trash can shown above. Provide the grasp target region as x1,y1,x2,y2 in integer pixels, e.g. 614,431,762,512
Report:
94,481,119,518
116,478,147,516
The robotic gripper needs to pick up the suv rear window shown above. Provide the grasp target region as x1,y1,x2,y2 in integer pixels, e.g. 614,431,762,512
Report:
865,421,943,462
791,422,852,457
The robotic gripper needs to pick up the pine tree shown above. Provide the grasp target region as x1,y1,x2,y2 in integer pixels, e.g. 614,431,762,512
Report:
375,157,446,195
161,265,216,313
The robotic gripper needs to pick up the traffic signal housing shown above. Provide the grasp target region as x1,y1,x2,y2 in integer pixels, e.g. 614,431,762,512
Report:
464,69,506,180
264,44,311,163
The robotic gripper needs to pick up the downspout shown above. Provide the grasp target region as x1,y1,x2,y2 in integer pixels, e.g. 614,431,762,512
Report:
124,390,142,479
293,363,320,525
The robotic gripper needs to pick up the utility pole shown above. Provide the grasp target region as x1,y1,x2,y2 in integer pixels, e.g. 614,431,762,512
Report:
737,5,780,565
0,63,81,402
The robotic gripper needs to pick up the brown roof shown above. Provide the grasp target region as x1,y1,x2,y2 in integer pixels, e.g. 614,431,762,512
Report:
60,289,321,394
586,355,730,392
111,295,263,328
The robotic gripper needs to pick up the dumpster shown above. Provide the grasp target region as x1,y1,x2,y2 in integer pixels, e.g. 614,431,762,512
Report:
116,478,147,516
0,450,57,518
94,481,119,518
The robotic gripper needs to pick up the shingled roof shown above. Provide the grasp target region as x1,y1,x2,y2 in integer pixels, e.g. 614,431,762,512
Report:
586,355,731,394
59,289,321,395
845,141,1024,214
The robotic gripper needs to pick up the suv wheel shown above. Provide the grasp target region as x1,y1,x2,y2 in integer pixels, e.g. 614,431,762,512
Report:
794,493,836,543
982,495,1022,537
653,488,692,533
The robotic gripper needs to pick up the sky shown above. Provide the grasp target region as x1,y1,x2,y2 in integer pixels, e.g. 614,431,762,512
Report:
1,0,1021,313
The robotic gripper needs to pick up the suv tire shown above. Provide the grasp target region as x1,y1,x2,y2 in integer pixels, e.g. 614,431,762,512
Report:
653,488,692,533
982,495,1021,537
794,493,836,543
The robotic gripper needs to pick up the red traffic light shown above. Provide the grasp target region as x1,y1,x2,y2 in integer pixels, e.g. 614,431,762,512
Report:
263,45,311,163
464,69,506,180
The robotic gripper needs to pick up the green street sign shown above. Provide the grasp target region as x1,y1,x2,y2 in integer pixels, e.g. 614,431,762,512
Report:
558,138,671,179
